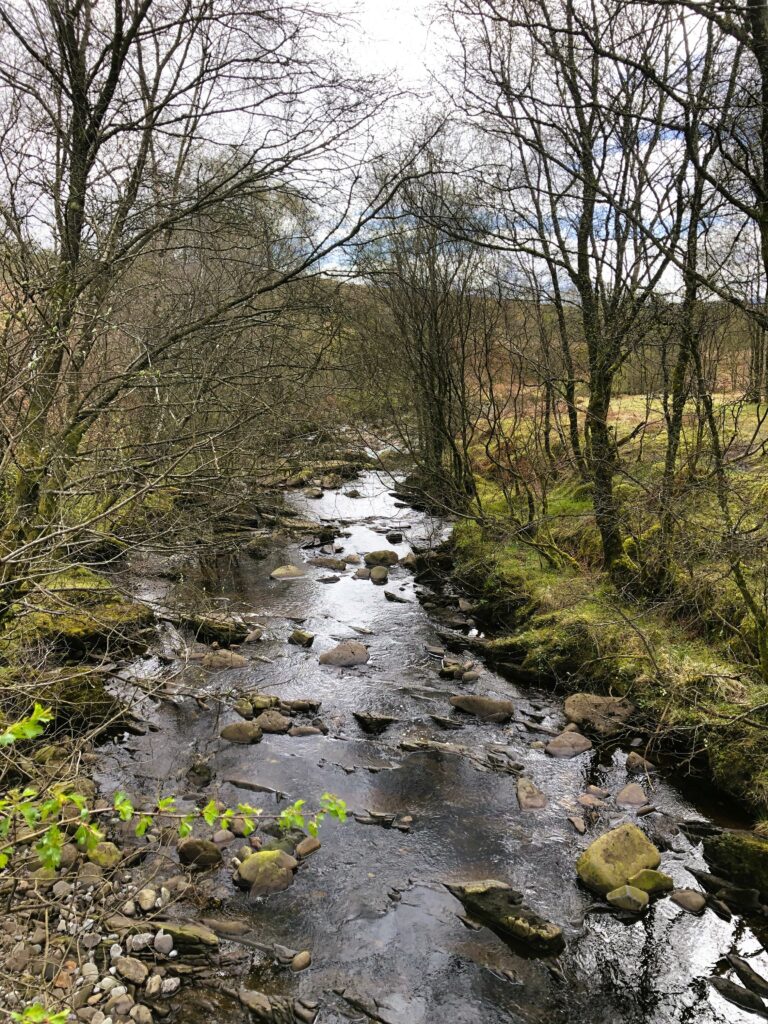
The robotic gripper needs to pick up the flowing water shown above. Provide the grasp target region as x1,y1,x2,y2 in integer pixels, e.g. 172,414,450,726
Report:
99,472,768,1023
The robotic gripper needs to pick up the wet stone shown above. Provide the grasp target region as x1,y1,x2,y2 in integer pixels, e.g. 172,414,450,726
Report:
201,649,246,670
626,751,654,773
253,708,292,733
220,721,263,744
606,884,648,913
564,693,635,738
449,695,514,722
446,880,564,956
291,951,312,972
671,889,706,914
177,838,222,868
517,778,547,810
364,549,399,567
709,976,767,1015
616,783,647,807
545,731,593,758
319,641,370,667
370,566,389,584
289,628,315,647
270,564,306,580
727,953,768,997
353,712,398,734
296,835,321,858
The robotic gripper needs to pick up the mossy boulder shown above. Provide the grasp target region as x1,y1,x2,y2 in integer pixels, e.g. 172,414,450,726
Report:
234,849,297,896
87,842,122,869
606,884,648,912
703,830,768,895
184,613,249,645
445,879,564,955
576,824,660,895
364,550,399,567
627,868,673,895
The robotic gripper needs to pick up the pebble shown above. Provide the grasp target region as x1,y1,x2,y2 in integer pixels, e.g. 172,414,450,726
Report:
130,1006,154,1024
153,931,173,956
137,889,157,912
116,956,149,985
160,977,180,995
109,944,122,960
145,974,162,997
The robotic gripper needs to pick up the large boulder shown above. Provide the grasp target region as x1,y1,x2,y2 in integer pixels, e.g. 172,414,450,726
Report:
319,641,369,667
234,849,297,897
576,824,660,895
564,693,635,738
364,550,399,567
449,695,514,723
446,880,564,955
703,829,768,895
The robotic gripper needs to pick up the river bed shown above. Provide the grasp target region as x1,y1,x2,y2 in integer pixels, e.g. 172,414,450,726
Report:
97,471,768,1024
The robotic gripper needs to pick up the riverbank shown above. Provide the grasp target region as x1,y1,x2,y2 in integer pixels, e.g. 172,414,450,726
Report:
449,511,768,818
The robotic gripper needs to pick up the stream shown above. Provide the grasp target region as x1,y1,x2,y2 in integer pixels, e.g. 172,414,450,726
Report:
97,471,768,1024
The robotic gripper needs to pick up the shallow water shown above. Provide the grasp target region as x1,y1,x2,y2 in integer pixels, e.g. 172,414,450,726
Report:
99,472,768,1023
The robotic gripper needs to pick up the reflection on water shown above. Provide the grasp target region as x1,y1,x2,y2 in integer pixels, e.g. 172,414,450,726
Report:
101,472,767,1024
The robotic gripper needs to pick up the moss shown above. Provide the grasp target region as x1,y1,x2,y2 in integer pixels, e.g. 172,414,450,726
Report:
702,830,768,894
0,566,153,662
453,518,768,814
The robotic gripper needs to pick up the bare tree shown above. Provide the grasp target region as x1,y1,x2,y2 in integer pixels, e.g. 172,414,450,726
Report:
0,0,414,616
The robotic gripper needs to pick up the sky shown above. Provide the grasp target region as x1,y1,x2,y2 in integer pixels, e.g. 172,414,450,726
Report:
319,0,442,89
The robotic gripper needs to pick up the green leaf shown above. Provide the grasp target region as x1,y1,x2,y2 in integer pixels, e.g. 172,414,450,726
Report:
135,815,153,837
35,825,63,871
113,791,134,822
201,800,219,827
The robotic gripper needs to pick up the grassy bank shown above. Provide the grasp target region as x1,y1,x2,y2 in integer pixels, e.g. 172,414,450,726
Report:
451,474,768,818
